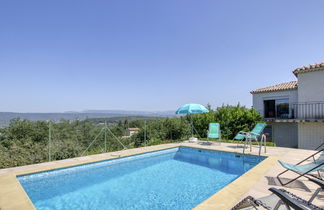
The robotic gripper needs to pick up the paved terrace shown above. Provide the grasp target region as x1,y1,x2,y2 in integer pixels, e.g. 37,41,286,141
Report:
0,142,323,209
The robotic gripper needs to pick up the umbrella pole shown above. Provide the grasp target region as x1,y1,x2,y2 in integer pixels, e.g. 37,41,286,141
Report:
190,115,193,137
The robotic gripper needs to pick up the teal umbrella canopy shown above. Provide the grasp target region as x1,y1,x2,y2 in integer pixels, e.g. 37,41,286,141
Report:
175,103,209,114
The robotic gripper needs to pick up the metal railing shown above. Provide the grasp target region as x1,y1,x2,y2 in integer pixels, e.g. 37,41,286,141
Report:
264,102,324,120
292,102,324,119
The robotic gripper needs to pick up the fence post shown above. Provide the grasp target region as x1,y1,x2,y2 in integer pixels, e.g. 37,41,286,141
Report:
105,121,107,152
144,120,147,146
48,121,52,162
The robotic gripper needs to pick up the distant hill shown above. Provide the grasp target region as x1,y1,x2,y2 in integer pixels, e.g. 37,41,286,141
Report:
0,110,176,127
88,116,164,125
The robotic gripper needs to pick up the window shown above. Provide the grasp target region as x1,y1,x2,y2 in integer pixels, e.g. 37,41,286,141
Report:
264,98,289,118
276,99,289,118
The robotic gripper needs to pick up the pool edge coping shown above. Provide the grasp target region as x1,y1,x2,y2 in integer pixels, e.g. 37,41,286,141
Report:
194,155,278,210
0,144,274,210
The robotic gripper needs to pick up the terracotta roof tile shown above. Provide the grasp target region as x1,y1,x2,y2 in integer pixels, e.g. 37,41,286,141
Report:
293,62,324,76
251,81,298,94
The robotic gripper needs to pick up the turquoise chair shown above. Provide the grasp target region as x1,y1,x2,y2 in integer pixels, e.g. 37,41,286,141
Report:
234,123,267,150
208,123,221,139
277,149,324,186
201,123,221,145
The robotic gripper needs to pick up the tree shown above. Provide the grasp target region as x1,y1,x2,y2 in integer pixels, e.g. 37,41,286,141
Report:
0,104,263,169
214,104,262,139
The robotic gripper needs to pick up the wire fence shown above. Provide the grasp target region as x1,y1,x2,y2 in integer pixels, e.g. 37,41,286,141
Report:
0,115,244,169
44,119,193,163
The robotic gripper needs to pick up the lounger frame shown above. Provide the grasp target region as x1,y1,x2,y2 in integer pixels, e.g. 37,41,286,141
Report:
232,179,323,210
277,149,324,186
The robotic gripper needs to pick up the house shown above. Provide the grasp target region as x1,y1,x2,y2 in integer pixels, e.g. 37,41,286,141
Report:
251,62,324,150
126,128,140,137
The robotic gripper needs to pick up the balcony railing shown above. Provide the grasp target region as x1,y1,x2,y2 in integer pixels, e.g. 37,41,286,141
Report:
264,102,324,120
292,102,324,119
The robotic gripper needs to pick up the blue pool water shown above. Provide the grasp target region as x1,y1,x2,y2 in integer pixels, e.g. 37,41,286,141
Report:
18,147,265,210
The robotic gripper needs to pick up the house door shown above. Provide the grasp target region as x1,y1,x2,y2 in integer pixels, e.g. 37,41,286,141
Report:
264,100,275,118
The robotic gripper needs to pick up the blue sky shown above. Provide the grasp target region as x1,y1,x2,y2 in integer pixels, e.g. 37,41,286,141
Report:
1,0,324,112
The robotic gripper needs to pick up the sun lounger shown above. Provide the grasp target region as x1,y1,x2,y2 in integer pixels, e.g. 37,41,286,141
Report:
277,149,324,186
232,178,323,210
234,123,267,152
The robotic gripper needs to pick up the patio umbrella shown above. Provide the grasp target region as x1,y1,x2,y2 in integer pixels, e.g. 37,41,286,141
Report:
176,103,209,115
176,103,209,138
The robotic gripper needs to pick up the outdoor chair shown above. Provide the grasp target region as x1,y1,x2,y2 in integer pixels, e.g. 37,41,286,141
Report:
200,122,221,145
277,149,324,186
232,178,323,210
234,123,267,152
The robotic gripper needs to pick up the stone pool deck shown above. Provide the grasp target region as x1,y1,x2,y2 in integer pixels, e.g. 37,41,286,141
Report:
0,142,323,209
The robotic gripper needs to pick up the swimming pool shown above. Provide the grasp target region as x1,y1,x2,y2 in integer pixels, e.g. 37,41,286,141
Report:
18,146,266,210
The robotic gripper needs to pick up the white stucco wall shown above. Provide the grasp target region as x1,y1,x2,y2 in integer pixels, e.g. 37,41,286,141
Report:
252,90,298,118
298,70,324,103
271,122,298,148
298,122,324,150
